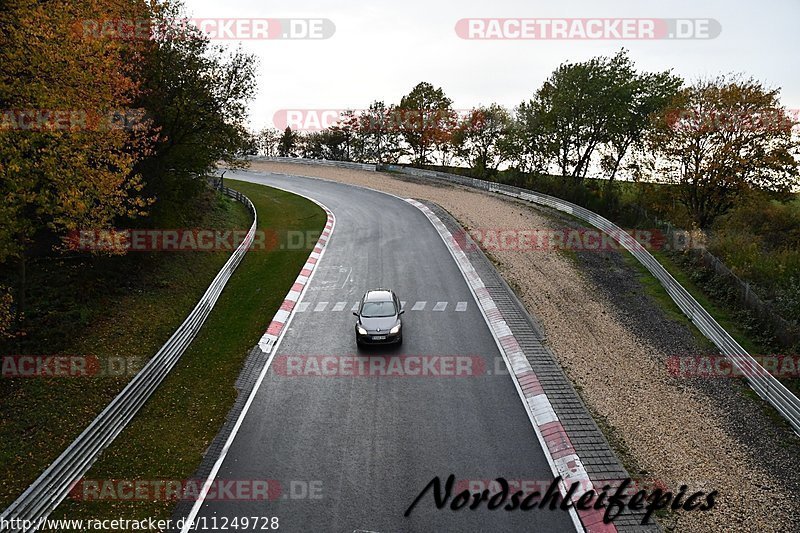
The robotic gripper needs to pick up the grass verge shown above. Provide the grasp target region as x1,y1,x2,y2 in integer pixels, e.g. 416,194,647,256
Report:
9,180,326,526
621,248,800,416
0,190,251,508
520,197,799,429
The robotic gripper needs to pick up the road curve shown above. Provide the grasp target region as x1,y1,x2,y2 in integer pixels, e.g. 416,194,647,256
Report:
187,170,578,532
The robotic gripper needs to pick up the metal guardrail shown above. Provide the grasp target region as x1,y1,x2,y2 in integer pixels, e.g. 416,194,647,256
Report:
381,164,800,436
241,156,800,433
0,185,257,533
255,156,377,172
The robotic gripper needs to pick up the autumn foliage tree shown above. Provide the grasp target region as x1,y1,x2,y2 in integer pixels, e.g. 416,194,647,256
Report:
646,76,799,228
396,82,455,166
0,0,257,336
0,0,153,263
0,0,155,333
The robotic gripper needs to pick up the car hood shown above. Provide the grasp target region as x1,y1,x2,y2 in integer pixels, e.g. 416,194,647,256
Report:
359,316,399,332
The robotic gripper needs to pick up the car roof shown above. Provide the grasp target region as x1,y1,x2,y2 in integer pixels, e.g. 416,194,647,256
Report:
364,289,394,302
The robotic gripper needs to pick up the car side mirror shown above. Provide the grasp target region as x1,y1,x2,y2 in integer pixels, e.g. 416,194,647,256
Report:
399,309,405,315
353,311,359,316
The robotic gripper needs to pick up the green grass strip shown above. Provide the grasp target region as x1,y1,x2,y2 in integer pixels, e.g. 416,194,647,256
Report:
41,180,326,525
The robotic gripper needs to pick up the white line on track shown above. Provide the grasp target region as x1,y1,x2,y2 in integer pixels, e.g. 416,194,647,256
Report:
406,199,586,533
198,170,585,532
180,185,335,533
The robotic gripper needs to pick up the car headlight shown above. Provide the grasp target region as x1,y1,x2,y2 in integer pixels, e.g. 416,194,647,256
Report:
390,324,401,334
357,326,367,335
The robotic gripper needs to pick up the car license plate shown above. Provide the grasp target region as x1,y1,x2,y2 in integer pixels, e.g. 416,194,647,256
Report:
373,335,387,341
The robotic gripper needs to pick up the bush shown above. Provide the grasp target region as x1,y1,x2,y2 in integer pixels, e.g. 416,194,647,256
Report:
709,193,800,323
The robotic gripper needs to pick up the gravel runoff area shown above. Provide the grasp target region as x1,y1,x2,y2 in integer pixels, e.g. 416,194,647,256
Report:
247,161,800,533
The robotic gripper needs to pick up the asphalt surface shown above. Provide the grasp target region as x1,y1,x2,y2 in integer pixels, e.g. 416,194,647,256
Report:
190,170,577,532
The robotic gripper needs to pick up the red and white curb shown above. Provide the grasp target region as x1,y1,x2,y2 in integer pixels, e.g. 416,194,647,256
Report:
181,187,335,532
406,199,615,533
258,210,335,354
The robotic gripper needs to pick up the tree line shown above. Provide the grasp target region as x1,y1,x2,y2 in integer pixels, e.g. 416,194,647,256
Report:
0,0,257,337
257,50,799,230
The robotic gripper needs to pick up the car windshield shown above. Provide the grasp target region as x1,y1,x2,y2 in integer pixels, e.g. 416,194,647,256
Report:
361,300,396,318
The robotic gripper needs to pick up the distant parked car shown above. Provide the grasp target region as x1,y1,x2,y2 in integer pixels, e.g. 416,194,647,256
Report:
354,289,404,346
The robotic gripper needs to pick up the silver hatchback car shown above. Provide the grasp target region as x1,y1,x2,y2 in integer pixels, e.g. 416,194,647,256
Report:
353,289,404,346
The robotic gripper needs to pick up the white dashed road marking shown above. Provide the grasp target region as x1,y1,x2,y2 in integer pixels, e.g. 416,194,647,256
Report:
295,300,466,313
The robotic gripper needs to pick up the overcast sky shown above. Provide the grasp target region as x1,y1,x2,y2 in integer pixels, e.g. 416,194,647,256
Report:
182,0,800,131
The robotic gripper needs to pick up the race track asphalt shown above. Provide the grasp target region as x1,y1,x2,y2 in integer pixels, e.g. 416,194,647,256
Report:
187,170,578,532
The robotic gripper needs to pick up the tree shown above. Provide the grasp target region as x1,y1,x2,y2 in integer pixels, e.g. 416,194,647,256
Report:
645,76,799,228
135,0,257,221
432,116,458,167
527,56,613,179
278,127,299,157
327,109,359,161
257,127,281,157
0,0,260,330
299,131,324,159
237,130,259,157
601,69,682,181
0,0,154,265
307,129,346,160
0,286,13,341
358,101,404,164
504,101,555,174
0,0,159,328
396,82,454,166
452,104,512,177
522,49,679,181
